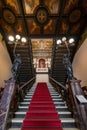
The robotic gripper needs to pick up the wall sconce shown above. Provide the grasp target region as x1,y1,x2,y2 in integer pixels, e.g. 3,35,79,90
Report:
8,34,27,56
57,37,75,56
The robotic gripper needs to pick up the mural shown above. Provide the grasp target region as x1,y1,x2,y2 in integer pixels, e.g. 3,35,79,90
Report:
82,0,87,15
44,19,57,34
59,19,69,34
0,20,13,34
24,0,39,14
64,0,79,14
6,0,20,14
70,22,82,34
27,19,40,34
15,20,25,34
0,1,3,8
44,0,60,14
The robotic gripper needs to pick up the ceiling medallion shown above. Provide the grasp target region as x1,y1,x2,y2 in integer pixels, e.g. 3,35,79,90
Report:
2,8,16,24
69,9,81,23
35,6,49,25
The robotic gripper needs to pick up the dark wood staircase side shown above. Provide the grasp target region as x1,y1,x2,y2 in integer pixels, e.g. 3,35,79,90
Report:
50,40,75,85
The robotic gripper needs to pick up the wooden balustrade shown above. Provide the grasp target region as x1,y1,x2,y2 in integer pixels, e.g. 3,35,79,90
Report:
49,77,68,101
19,77,36,101
49,76,87,130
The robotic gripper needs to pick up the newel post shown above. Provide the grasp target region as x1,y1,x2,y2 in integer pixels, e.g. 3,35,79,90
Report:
0,79,15,130
68,79,87,130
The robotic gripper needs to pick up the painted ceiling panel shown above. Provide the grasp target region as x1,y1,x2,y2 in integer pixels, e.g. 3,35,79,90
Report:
64,0,79,14
44,0,60,14
14,19,26,35
0,20,13,35
0,0,86,38
59,19,69,35
23,0,39,14
70,20,86,34
27,19,40,35
5,0,20,14
44,19,57,34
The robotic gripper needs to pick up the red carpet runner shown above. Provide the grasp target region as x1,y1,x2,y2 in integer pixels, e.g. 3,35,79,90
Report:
21,82,63,130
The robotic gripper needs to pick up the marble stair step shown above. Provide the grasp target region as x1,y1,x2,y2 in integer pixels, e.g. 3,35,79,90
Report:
10,118,76,128
8,128,80,130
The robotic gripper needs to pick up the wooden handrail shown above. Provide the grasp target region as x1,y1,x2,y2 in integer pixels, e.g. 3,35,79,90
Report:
49,77,67,91
19,77,35,90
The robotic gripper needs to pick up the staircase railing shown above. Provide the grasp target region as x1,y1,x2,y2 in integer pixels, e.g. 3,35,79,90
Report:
49,77,69,106
49,76,87,130
0,77,35,130
19,77,36,101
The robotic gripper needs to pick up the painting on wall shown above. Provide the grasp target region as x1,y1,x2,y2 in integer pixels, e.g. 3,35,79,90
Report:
24,0,39,14
44,0,60,14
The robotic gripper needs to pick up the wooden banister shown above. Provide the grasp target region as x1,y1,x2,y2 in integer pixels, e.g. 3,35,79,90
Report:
49,77,67,91
19,77,35,90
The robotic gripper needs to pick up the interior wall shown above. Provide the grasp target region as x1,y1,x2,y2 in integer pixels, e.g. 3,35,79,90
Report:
36,74,48,83
72,38,87,87
0,34,12,88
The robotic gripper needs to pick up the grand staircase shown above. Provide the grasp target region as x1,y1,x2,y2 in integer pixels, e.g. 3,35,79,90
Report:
8,82,79,130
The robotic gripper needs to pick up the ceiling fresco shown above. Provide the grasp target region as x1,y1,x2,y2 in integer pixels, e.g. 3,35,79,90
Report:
0,0,87,84
0,0,86,60
0,0,86,39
